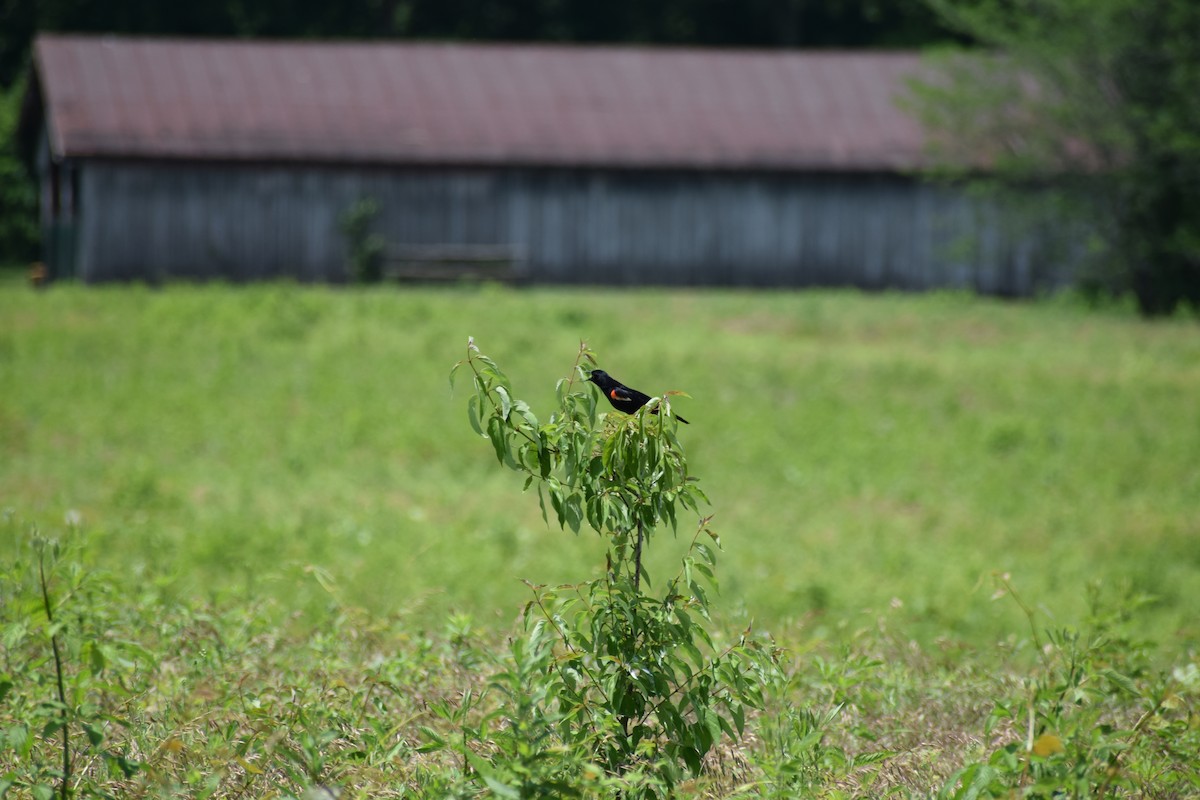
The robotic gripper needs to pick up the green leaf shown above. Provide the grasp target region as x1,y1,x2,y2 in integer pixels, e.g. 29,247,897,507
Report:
563,493,583,533
704,710,722,746
465,752,522,799
83,721,104,747
682,641,705,668
1099,668,1139,696
105,750,142,778
495,385,512,420
515,401,539,431
548,483,565,527
938,762,998,800
585,494,601,531
537,484,549,525
467,394,483,436
486,416,507,464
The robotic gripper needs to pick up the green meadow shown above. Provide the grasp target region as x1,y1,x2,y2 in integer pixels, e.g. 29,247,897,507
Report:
4,282,1198,645
2,280,1198,796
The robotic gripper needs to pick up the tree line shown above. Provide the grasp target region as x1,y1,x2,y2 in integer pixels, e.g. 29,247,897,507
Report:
0,0,956,89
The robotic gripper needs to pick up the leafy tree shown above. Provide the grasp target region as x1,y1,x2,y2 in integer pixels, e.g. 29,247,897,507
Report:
0,80,37,265
913,0,1200,316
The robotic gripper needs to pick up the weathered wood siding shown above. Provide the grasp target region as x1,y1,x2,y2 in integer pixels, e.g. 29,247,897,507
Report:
75,161,1072,293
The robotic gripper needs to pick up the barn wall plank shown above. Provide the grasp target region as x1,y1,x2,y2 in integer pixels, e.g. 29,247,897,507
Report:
77,161,1077,293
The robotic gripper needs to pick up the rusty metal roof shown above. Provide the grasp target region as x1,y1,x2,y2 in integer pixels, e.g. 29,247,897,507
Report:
33,34,927,171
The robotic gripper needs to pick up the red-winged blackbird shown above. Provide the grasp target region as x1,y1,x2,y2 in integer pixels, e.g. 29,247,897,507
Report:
587,369,689,424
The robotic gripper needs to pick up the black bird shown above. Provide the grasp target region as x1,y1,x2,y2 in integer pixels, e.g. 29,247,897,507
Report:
587,369,689,424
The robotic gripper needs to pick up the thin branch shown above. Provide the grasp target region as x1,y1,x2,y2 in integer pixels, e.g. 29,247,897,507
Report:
633,519,644,595
39,549,71,800
528,586,611,712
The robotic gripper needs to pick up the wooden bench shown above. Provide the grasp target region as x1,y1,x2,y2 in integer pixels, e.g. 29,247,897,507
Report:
382,243,523,283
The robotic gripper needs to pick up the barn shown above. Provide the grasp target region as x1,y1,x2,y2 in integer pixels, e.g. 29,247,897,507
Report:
21,34,1070,291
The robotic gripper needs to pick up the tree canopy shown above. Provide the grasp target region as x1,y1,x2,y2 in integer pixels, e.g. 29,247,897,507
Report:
914,0,1200,315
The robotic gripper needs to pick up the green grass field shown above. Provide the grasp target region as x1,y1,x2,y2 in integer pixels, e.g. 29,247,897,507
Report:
2,281,1199,796
4,281,1198,646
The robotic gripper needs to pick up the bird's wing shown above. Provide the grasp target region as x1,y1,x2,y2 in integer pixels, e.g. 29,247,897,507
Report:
609,386,637,402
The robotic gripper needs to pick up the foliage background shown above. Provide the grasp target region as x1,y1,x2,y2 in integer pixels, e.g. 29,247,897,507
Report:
912,0,1200,315
0,81,37,264
0,0,957,89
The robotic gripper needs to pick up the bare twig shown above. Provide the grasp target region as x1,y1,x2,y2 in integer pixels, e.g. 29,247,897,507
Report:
38,547,71,800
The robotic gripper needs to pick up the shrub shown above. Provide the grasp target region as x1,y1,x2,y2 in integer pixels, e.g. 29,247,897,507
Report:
941,575,1200,798
441,340,773,797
